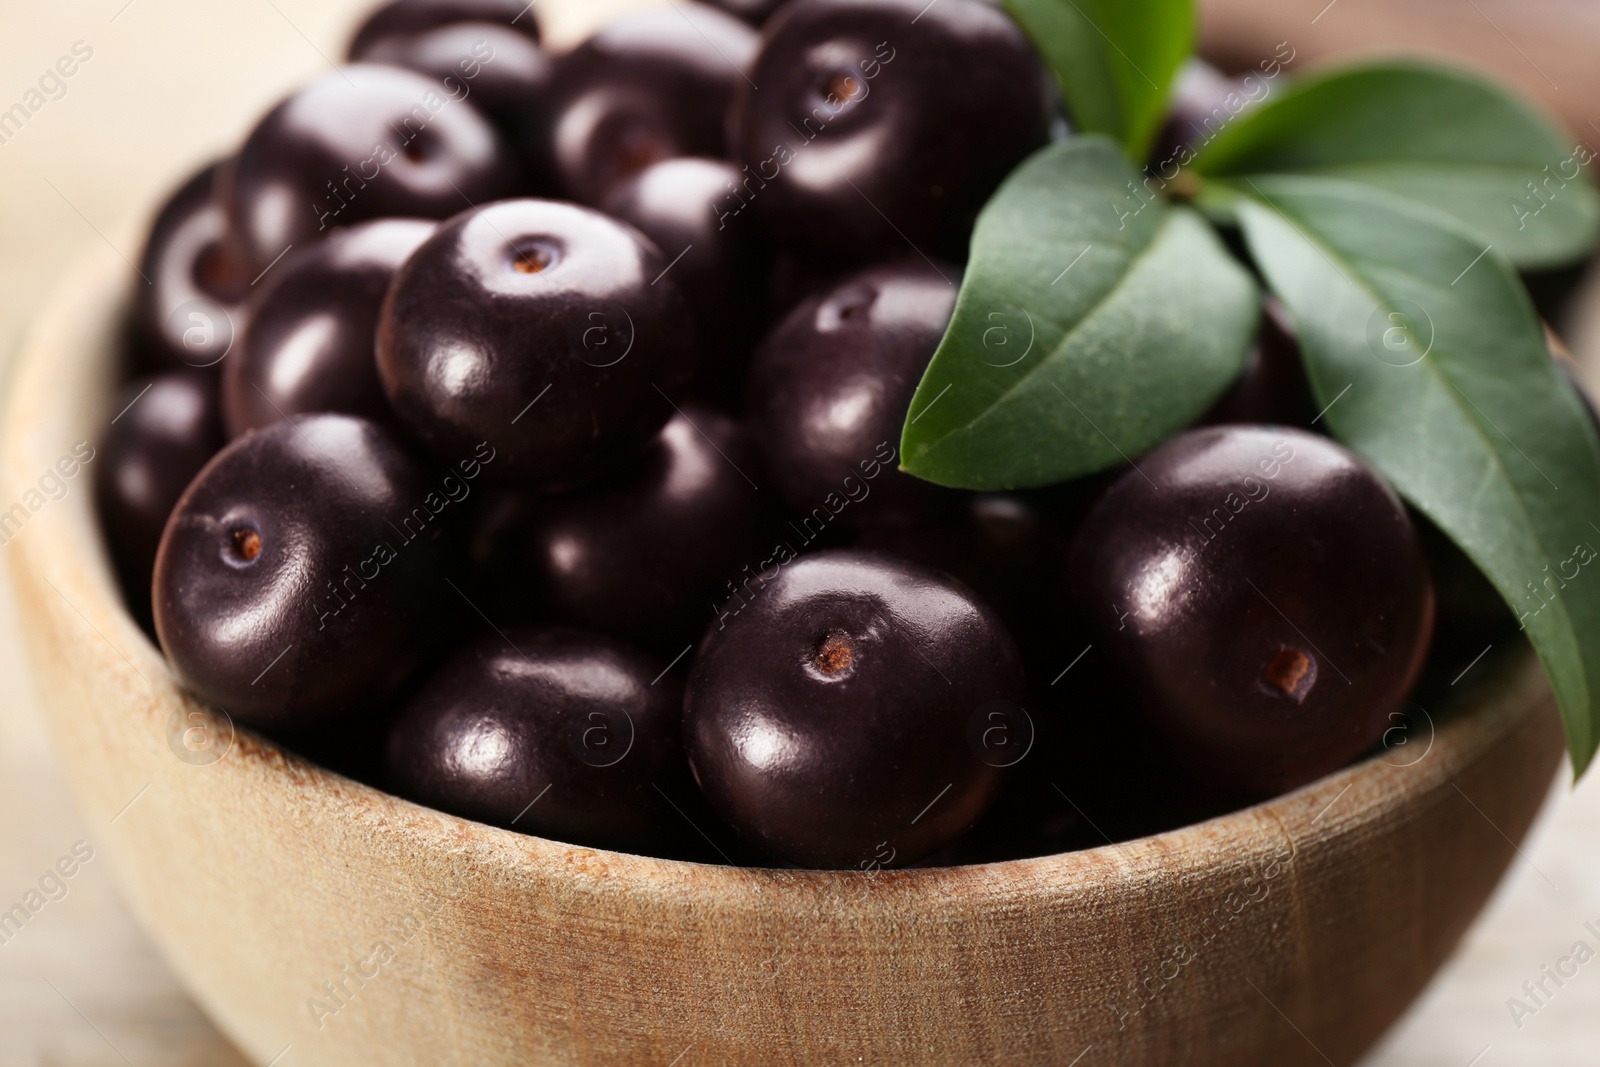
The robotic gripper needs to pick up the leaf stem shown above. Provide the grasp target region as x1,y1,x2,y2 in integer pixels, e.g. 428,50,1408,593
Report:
1166,168,1204,201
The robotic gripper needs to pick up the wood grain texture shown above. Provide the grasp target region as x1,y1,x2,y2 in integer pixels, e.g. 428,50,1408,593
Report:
0,243,1567,1066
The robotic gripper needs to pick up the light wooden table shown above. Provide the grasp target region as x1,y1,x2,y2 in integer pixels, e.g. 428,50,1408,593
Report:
0,1,1597,1064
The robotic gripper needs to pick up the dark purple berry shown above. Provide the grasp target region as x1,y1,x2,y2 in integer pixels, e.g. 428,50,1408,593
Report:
684,548,1025,868
471,403,772,650
220,65,520,273
359,23,554,153
701,0,788,25
1066,426,1434,795
732,0,1051,259
376,198,696,490
1198,297,1315,428
222,218,435,437
854,491,1064,672
602,158,768,407
347,0,540,58
543,4,757,203
96,372,224,621
1149,59,1265,169
153,414,446,732
1415,513,1514,686
134,162,252,371
746,259,958,522
386,627,696,854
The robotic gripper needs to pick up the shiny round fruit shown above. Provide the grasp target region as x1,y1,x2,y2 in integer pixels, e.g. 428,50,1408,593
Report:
386,627,693,853
347,0,540,57
543,4,757,203
1198,298,1315,427
764,247,850,325
95,372,224,621
471,403,772,650
1416,513,1514,682
602,158,768,406
223,218,435,436
153,414,445,732
853,491,1064,672
359,22,554,150
733,0,1051,259
376,198,696,490
133,161,252,371
684,549,1025,868
746,259,958,521
1066,426,1434,795
701,0,787,24
1149,59,1263,168
221,65,520,272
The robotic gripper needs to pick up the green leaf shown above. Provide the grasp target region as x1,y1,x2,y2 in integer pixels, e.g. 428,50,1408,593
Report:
1004,0,1194,160
1193,60,1599,268
1233,176,1600,775
899,136,1258,489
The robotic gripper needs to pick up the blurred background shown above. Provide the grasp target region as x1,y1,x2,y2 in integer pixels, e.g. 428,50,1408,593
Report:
0,0,1598,1064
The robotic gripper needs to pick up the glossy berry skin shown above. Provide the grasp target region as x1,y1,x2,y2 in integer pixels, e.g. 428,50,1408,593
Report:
223,219,435,437
543,4,757,203
684,549,1025,868
1198,298,1315,428
1415,513,1512,687
220,65,520,273
1149,59,1262,169
854,492,1064,672
602,158,768,406
702,0,787,25
764,247,851,325
386,627,692,853
95,373,224,622
746,260,958,522
347,0,540,57
377,198,696,490
360,23,554,149
473,403,771,649
153,415,445,732
1066,426,1434,796
134,162,252,371
733,0,1051,259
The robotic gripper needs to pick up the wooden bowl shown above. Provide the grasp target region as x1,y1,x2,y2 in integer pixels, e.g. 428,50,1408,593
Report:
0,243,1565,1067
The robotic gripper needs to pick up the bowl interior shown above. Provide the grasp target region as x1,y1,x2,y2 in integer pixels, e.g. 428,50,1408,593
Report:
0,239,1567,1067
